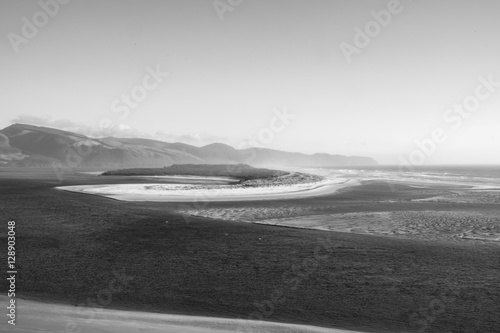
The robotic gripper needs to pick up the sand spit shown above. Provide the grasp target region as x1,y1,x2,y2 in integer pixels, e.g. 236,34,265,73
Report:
1,297,365,333
77,171,105,176
56,173,357,202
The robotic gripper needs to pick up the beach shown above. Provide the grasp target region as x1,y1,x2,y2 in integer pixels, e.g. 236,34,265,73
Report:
56,172,358,202
1,296,365,333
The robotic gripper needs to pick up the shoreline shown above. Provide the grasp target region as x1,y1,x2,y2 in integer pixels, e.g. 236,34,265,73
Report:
2,296,366,333
55,173,357,202
54,169,500,244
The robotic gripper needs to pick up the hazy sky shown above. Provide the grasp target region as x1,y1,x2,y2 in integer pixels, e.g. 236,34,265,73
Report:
1,0,499,164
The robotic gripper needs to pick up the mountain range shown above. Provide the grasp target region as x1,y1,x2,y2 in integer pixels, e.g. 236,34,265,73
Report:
0,123,377,168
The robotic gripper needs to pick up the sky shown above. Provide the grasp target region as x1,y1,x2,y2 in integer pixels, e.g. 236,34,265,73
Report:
1,0,500,165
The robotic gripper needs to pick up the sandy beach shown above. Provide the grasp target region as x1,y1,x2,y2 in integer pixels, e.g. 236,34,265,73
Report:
1,296,365,333
56,174,358,202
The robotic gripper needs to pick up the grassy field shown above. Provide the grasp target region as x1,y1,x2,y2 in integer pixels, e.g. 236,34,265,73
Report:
101,163,289,181
0,168,499,332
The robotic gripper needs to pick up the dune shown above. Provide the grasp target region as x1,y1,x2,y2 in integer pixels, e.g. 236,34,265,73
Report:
1,297,366,333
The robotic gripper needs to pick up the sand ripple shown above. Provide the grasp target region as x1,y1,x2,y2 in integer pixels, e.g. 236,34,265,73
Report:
181,208,500,244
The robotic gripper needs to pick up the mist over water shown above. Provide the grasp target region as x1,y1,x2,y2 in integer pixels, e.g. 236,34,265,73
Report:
301,165,500,188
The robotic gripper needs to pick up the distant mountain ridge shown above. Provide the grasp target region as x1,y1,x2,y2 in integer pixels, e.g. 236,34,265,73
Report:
0,123,377,168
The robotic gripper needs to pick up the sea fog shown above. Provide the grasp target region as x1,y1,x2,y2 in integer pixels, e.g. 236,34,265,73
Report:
294,165,500,189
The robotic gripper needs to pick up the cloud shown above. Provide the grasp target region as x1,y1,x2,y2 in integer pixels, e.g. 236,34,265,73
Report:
0,133,27,162
9,115,228,147
11,115,100,137
154,130,227,146
0,133,11,148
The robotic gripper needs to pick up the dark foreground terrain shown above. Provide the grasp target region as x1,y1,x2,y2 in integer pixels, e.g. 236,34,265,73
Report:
1,168,499,332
